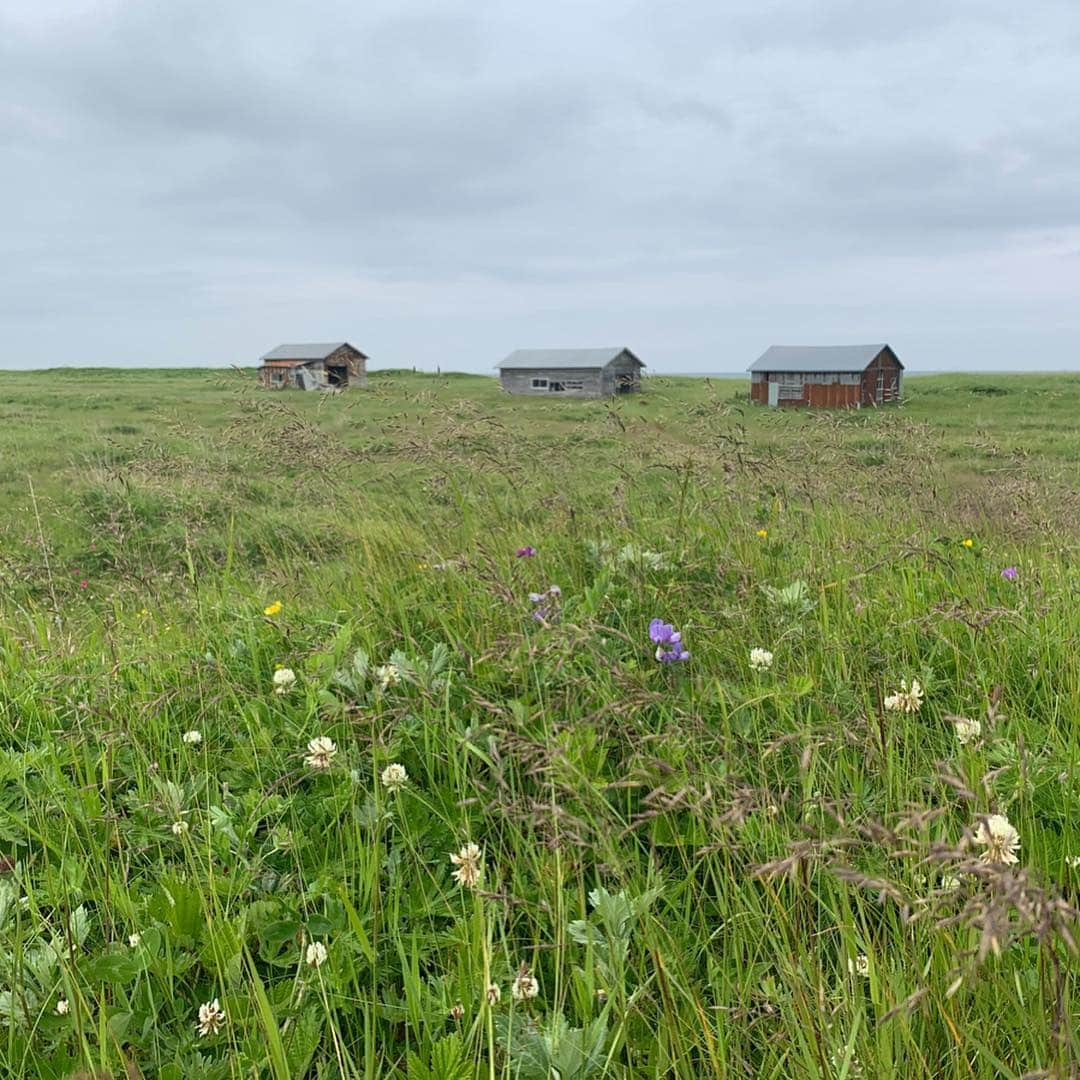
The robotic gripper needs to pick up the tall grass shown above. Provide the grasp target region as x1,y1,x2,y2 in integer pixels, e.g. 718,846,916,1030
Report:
0,370,1077,1078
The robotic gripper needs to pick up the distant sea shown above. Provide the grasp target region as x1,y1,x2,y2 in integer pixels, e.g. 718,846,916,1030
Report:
661,369,1064,378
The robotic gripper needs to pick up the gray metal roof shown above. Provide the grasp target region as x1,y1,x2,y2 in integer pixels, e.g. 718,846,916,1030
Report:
260,342,366,362
496,347,643,371
749,344,899,373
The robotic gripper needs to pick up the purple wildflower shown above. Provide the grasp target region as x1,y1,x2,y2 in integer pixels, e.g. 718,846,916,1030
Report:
649,618,689,663
516,546,537,558
1000,566,1018,581
530,585,562,623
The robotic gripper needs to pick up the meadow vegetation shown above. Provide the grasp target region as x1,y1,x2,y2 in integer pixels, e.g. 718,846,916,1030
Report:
0,367,1078,1078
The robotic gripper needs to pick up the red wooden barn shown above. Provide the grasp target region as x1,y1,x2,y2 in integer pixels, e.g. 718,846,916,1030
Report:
749,344,903,408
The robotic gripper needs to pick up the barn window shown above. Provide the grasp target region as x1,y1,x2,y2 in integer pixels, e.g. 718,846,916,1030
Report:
549,381,566,392
777,373,803,400
531,377,548,389
563,380,584,390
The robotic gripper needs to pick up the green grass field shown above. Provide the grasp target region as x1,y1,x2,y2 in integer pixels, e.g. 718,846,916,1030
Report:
0,368,1078,1079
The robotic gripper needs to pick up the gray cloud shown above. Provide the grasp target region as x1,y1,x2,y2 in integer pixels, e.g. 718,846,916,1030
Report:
1,0,1079,372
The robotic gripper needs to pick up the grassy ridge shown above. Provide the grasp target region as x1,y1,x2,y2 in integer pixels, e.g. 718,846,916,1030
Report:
0,370,1077,1078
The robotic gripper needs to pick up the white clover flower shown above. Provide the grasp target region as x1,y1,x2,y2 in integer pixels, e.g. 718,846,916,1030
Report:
272,667,297,694
884,678,923,713
952,715,981,745
182,730,202,746
128,933,142,948
1066,855,1080,870
197,998,226,1037
940,874,961,892
485,983,501,1006
55,998,70,1016
975,814,1020,865
449,842,483,889
749,648,774,672
171,820,189,837
305,941,328,968
847,953,870,978
375,663,401,689
304,736,337,770
380,762,408,793
511,964,540,1001
449,1003,465,1021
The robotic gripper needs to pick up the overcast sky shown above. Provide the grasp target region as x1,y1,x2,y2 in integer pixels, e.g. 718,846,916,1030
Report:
3,0,1080,373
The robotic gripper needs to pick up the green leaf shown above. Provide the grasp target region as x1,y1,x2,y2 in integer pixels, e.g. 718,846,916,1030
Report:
407,1032,471,1080
84,952,140,986
257,919,301,965
284,1007,323,1078
788,674,815,697
567,919,605,948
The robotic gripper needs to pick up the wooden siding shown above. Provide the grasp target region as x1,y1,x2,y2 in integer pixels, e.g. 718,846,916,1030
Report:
602,354,643,395
258,363,304,389
859,347,901,405
329,344,367,387
500,368,606,397
749,347,903,408
499,352,642,398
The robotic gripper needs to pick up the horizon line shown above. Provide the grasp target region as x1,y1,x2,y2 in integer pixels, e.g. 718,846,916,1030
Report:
2,365,1080,377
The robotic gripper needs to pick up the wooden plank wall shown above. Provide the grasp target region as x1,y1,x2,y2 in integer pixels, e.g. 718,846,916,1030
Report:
499,369,606,397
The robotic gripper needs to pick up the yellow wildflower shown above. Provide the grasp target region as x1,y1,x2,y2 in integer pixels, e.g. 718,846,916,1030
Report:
264,601,283,617
961,538,974,549
756,528,769,539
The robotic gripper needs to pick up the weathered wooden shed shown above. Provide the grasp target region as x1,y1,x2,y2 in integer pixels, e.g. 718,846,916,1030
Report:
258,343,368,390
496,347,644,398
749,344,903,407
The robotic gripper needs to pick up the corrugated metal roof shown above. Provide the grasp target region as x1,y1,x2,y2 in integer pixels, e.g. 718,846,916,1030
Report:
260,342,366,362
749,344,899,373
496,347,643,370
260,359,308,368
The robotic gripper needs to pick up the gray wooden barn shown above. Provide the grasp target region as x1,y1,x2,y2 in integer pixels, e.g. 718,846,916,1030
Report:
496,347,644,398
258,342,368,390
